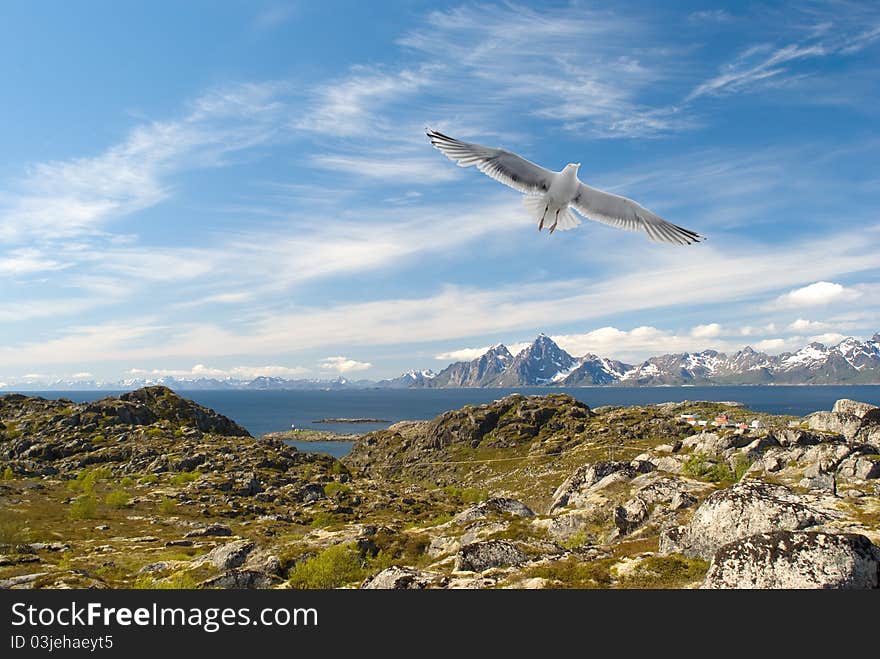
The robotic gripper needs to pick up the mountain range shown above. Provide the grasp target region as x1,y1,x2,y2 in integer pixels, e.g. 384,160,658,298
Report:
3,333,879,391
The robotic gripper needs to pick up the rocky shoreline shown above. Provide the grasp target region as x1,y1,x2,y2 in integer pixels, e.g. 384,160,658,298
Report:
1,386,878,589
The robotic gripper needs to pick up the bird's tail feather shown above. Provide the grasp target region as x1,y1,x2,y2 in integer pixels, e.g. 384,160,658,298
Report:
522,196,581,231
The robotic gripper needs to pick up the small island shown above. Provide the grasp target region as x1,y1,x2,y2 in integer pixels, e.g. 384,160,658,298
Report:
263,429,360,442
312,417,389,424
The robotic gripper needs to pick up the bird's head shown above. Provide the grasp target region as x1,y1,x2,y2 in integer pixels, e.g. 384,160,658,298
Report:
565,163,581,173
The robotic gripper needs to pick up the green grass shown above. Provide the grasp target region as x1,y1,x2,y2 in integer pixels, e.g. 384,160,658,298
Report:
442,485,489,504
617,555,709,589
527,557,616,589
1,466,14,481
138,474,159,485
158,498,177,515
682,453,751,484
0,510,30,545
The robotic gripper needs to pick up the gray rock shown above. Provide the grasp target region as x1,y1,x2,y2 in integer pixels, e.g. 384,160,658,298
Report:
702,531,880,589
806,411,863,441
832,399,878,419
613,498,649,535
454,540,527,572
659,480,828,560
770,428,832,447
199,569,278,589
297,484,326,504
184,523,232,538
454,497,535,524
837,455,880,480
198,539,256,570
550,460,653,512
361,566,448,589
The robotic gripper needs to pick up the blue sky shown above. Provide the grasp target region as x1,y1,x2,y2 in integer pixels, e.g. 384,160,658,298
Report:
1,0,879,384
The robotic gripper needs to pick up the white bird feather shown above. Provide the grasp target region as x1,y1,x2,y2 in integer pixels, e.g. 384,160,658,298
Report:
426,128,704,245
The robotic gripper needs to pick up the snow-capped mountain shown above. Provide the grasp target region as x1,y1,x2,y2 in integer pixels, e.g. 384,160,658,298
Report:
490,335,578,386
406,332,880,387
377,369,438,388
427,344,514,387
3,333,878,392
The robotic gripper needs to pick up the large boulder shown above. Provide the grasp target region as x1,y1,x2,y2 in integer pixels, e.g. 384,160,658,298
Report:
361,566,448,589
659,481,828,559
806,411,863,441
197,539,256,570
454,497,535,524
454,540,527,572
832,399,878,419
550,460,654,512
702,531,880,589
199,569,278,589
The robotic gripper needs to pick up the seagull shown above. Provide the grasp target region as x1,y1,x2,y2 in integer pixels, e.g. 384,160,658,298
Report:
426,128,704,244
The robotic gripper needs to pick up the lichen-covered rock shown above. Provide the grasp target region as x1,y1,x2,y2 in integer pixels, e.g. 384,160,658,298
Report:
199,569,278,589
702,532,880,589
659,481,828,559
454,540,527,572
837,455,880,480
198,539,255,570
832,399,878,419
454,497,535,524
184,523,232,538
806,411,863,441
550,460,654,512
361,566,448,589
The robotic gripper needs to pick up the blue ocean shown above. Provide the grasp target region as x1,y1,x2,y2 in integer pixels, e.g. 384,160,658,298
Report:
23,386,880,459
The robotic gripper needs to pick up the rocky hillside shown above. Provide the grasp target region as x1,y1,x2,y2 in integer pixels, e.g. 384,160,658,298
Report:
1,388,878,589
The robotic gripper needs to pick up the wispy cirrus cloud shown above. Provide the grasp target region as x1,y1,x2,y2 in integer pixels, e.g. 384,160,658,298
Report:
0,82,288,245
127,363,308,379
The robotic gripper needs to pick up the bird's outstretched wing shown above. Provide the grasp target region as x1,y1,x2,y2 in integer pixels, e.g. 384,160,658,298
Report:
571,183,704,245
426,128,554,195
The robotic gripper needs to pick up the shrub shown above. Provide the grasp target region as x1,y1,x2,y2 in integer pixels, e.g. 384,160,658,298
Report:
170,471,199,486
138,474,159,485
158,498,177,515
105,490,130,509
324,481,351,498
560,531,589,550
288,544,365,589
1,466,14,481
70,466,113,493
146,428,164,438
443,485,488,504
69,494,98,519
120,476,134,487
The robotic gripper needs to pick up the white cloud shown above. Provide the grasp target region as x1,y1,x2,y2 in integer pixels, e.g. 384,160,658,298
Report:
310,154,460,183
319,356,372,374
127,364,308,379
688,10,733,23
551,326,730,362
399,4,686,138
295,67,427,136
70,372,93,379
252,3,297,30
810,332,848,346
788,318,826,331
0,82,287,245
773,281,861,308
754,338,789,352
434,346,490,361
0,249,67,275
691,323,722,338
